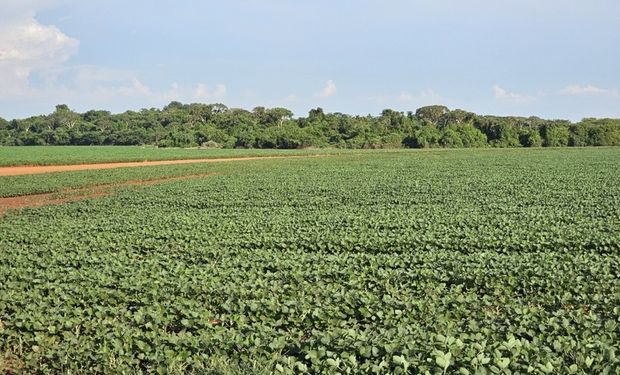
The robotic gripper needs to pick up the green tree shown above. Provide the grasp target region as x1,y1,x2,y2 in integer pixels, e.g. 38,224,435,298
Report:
569,123,589,146
308,107,326,123
413,124,442,148
519,128,543,147
587,123,620,146
542,124,570,147
3,101,620,149
415,105,450,124
440,126,464,148
439,109,476,127
266,108,294,127
188,103,215,125
51,104,80,130
457,123,487,147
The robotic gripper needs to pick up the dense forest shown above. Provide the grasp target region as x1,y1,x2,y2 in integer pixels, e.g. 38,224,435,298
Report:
1,103,619,148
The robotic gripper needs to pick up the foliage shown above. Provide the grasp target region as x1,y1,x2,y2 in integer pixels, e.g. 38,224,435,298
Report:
519,128,543,147
1,149,620,374
2,103,620,149
542,124,570,147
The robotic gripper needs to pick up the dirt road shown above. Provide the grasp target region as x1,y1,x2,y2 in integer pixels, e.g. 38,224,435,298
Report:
0,154,327,177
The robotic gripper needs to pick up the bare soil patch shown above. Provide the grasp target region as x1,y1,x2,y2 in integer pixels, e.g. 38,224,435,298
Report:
0,173,214,216
0,350,24,375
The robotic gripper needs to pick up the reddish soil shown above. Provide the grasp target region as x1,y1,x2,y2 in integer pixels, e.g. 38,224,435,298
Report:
0,154,327,177
0,173,214,216
0,354,24,375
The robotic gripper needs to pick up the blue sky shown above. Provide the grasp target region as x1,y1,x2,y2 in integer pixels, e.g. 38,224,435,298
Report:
1,0,619,121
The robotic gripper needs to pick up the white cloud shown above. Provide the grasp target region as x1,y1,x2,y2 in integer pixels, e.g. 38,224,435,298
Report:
0,8,79,98
124,79,152,97
493,85,535,103
0,1,228,117
317,80,337,98
559,84,619,97
92,80,227,104
194,83,227,101
92,77,154,99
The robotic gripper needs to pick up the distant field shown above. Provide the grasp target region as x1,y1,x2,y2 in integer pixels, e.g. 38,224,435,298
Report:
0,155,314,197
0,146,347,166
1,148,619,374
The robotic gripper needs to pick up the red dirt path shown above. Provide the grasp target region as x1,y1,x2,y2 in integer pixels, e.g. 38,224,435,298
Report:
0,154,326,177
0,173,215,216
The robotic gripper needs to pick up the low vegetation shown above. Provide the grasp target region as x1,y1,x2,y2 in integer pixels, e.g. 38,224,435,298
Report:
1,149,619,374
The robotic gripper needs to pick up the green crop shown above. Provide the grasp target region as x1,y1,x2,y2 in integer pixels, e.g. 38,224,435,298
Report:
0,146,349,166
1,148,619,374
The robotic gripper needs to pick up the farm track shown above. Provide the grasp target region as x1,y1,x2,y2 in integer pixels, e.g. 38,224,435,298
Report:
0,154,330,176
0,173,216,215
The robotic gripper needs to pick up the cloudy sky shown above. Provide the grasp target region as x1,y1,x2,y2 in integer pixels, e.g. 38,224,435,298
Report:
1,0,619,120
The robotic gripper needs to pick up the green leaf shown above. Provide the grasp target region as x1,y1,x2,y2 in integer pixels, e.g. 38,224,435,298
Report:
537,362,553,373
435,352,451,369
326,358,339,367
496,357,510,369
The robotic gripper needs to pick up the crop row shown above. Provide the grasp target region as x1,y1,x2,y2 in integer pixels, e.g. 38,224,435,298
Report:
1,148,619,374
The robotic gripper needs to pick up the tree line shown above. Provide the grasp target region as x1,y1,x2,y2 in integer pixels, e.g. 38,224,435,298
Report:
1,102,619,148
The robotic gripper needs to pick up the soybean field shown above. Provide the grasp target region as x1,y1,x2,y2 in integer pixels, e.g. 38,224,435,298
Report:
1,148,619,374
